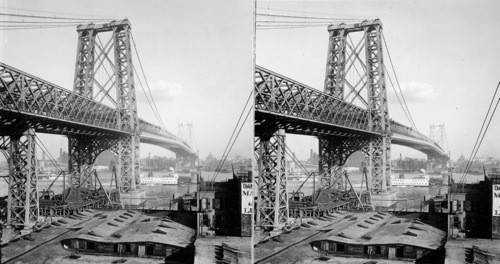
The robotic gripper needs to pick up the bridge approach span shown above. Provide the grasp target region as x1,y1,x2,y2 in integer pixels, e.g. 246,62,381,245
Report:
0,62,196,157
255,65,446,158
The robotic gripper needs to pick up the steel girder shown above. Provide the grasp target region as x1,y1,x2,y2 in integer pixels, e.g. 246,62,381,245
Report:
74,27,96,98
318,137,371,189
0,63,121,136
72,20,140,192
363,136,391,192
68,136,118,188
325,25,347,99
255,66,371,133
323,20,391,192
255,129,288,230
364,23,391,191
113,23,140,191
7,129,39,230
364,23,389,135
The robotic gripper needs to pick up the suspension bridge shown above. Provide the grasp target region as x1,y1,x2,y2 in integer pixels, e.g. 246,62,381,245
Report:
254,19,449,232
0,20,197,232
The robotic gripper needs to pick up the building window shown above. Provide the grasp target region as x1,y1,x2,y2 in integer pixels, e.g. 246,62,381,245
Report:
87,241,96,250
465,200,472,211
328,241,335,252
146,244,154,255
125,244,131,253
376,246,381,255
396,246,404,258
337,243,345,252
453,215,461,228
214,198,221,209
321,241,328,251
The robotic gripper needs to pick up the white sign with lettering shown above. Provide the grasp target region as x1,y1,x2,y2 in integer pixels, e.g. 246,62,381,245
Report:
241,183,253,215
493,185,500,216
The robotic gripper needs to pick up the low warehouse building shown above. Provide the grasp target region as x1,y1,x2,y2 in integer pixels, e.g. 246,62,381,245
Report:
310,211,446,261
60,210,195,259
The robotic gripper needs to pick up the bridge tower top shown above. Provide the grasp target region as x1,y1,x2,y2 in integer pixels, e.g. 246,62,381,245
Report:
178,123,197,154
429,124,449,155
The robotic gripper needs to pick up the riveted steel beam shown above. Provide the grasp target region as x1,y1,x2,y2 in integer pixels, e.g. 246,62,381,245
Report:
255,129,288,230
7,129,38,230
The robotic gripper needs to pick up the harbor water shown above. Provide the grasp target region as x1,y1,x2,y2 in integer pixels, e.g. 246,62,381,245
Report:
0,170,233,209
286,172,488,211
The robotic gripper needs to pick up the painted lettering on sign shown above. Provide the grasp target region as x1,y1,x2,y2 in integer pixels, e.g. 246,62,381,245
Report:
241,183,253,215
493,185,500,216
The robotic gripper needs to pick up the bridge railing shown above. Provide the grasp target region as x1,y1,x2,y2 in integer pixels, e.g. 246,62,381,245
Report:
255,66,372,132
0,62,121,134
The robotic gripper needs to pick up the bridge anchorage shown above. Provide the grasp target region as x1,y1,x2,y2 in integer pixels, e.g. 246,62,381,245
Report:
254,19,448,233
0,20,196,232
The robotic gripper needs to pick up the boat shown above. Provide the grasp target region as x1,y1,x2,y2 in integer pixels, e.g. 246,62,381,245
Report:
139,168,178,185
287,173,314,182
390,170,429,187
38,172,61,180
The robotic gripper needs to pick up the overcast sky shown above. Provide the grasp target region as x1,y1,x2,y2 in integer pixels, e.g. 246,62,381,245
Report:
256,0,500,161
0,0,253,161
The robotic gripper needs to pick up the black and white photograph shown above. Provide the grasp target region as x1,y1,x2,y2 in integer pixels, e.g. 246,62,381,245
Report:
2,0,500,264
0,1,253,263
253,1,500,263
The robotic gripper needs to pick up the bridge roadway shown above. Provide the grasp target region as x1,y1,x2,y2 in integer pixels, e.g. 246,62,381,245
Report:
0,62,195,157
254,65,446,158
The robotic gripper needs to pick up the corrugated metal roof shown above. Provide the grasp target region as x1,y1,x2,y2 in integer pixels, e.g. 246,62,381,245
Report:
60,210,195,248
315,212,446,250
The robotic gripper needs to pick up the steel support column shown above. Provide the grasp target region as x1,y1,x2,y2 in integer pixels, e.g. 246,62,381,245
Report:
318,138,343,189
73,26,96,98
71,20,139,192
7,129,38,230
322,24,348,191
325,24,347,99
113,22,140,192
365,22,391,192
318,137,371,190
255,129,288,230
68,136,116,188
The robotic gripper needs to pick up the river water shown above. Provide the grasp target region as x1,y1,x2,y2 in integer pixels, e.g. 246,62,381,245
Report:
0,170,233,208
0,170,486,211
286,172,487,211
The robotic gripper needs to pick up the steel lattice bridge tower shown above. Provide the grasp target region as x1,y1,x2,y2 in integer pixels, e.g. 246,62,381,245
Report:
254,19,448,231
0,20,196,231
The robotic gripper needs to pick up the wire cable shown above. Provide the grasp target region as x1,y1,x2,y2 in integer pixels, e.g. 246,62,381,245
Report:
130,34,167,130
382,33,418,130
0,12,116,21
460,82,500,183
256,12,363,21
210,88,253,182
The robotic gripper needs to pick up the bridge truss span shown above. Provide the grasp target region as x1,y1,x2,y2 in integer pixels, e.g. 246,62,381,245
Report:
255,65,377,138
0,63,122,137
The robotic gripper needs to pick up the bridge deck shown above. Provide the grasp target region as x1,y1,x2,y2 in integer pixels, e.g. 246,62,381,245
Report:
255,65,446,158
0,62,196,157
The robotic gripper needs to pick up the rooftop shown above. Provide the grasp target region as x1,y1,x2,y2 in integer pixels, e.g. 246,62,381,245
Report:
59,209,195,248
314,211,446,250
